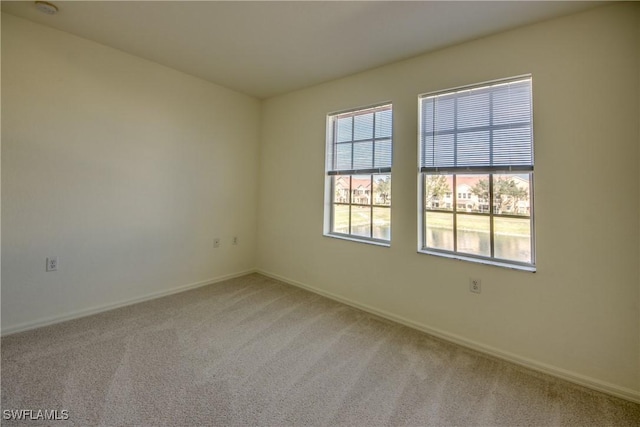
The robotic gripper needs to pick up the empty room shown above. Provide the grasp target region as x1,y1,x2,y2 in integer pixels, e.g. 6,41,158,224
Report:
2,1,639,425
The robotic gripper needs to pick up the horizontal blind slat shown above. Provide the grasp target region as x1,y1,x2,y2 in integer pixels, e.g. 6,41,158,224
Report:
329,167,392,176
420,165,533,173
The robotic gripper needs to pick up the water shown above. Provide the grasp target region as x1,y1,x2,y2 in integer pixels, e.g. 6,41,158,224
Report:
427,228,531,263
349,224,391,241
340,224,530,264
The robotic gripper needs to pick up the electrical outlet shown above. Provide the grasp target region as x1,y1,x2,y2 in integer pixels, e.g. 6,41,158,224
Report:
469,278,481,294
232,236,238,245
46,256,58,272
213,238,221,248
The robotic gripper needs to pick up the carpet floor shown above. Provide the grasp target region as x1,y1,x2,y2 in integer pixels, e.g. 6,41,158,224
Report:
2,273,639,426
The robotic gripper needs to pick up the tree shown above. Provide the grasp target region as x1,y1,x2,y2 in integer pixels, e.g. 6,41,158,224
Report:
425,175,451,208
375,176,391,204
468,176,528,213
494,177,528,214
470,179,489,203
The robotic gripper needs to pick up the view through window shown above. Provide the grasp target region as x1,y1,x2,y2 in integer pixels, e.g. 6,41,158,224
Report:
419,77,535,269
325,104,392,243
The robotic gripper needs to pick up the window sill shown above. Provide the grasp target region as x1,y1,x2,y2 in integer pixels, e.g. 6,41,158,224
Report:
325,233,390,248
418,249,536,272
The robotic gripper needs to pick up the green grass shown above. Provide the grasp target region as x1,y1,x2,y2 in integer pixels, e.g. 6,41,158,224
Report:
333,205,390,231
333,205,530,237
426,211,530,237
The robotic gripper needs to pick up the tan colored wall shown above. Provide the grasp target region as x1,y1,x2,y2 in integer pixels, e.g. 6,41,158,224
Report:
257,4,640,397
1,13,261,332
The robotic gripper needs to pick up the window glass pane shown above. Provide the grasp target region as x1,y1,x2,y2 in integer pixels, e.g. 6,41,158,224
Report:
456,174,489,213
373,175,391,206
335,143,352,170
493,126,533,166
332,204,350,234
425,174,453,211
494,217,531,263
333,176,350,203
493,84,531,125
423,133,455,169
433,97,455,132
457,91,490,129
493,174,531,216
456,214,490,257
351,175,371,205
421,98,434,134
373,139,392,169
351,206,371,238
354,113,373,140
372,207,391,240
375,109,392,138
336,116,352,142
425,211,453,251
456,131,490,167
353,142,373,170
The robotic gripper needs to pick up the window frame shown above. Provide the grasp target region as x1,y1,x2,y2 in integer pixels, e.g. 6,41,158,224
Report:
324,102,393,246
417,76,536,271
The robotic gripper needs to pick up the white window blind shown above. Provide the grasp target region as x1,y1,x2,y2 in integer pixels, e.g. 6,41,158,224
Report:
328,104,392,175
420,77,533,172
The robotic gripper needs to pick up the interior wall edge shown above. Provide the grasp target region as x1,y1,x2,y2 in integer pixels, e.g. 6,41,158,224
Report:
257,269,640,404
0,268,257,337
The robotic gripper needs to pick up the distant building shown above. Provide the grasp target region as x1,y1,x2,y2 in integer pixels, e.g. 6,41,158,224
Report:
334,176,389,205
426,175,530,215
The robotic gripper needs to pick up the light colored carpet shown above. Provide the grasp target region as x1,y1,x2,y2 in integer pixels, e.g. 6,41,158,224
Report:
2,273,639,426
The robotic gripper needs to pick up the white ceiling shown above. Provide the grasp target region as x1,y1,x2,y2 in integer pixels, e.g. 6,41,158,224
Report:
2,1,608,99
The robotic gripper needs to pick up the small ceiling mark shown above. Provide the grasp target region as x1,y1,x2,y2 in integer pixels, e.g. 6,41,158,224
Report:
35,1,58,16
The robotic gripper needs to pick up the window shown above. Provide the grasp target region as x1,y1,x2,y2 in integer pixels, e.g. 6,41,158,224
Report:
325,103,392,244
418,76,535,270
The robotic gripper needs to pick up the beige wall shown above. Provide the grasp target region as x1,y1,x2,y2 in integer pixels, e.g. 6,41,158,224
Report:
257,3,640,397
1,14,261,332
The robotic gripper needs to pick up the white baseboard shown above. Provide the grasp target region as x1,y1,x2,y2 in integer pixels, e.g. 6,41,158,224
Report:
257,269,640,405
1,269,256,337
